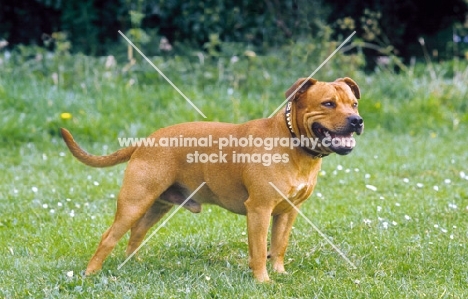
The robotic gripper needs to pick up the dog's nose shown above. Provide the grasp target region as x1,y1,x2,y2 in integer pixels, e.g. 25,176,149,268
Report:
348,115,363,134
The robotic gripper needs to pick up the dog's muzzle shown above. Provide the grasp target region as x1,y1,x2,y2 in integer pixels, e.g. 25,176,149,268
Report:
348,115,364,135
311,115,364,156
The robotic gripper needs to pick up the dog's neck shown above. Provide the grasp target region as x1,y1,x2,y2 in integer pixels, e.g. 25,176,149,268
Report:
284,99,329,159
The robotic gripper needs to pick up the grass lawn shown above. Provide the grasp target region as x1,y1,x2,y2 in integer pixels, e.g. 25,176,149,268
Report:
0,49,467,298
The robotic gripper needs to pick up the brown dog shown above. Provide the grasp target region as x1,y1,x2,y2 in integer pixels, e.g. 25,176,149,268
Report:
61,77,363,282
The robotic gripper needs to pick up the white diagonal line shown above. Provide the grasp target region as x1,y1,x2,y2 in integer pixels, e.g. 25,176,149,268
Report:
268,31,356,118
269,182,357,269
118,30,207,118
117,182,206,270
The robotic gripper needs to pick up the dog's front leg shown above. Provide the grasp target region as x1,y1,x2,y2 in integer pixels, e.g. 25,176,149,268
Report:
269,208,299,273
245,198,272,282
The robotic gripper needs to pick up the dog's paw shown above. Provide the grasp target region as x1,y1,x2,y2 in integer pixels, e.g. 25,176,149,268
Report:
253,270,270,283
84,265,102,276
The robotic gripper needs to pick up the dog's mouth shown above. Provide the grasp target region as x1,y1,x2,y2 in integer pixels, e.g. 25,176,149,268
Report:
312,123,356,155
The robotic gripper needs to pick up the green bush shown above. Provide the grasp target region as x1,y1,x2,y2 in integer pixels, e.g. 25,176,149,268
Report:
2,0,465,58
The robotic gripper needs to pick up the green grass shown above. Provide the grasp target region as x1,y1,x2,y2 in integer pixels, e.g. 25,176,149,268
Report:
0,48,468,298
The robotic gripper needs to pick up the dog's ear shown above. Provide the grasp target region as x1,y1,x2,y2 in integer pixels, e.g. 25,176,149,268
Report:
336,77,360,99
285,78,318,101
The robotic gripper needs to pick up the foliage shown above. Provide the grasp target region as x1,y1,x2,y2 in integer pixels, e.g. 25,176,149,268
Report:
1,0,467,58
329,0,468,62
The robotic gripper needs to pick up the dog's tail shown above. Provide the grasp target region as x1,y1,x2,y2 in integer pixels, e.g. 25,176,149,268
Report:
60,128,137,168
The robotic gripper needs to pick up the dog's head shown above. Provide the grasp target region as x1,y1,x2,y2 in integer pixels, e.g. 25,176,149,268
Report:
285,77,363,155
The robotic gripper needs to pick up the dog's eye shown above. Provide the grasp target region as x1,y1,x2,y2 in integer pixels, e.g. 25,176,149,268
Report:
322,101,335,108
352,102,358,108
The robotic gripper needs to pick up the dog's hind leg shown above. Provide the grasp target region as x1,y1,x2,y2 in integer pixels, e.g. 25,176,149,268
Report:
125,186,201,256
85,193,159,275
125,200,173,256
85,163,174,275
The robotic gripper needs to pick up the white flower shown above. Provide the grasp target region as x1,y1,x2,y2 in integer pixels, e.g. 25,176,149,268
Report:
448,203,458,209
444,179,451,184
244,50,256,57
105,55,116,68
363,219,372,225
403,178,409,183
0,40,8,49
32,186,38,193
66,271,73,278
365,185,377,191
433,185,439,191
416,183,424,188
404,215,411,220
